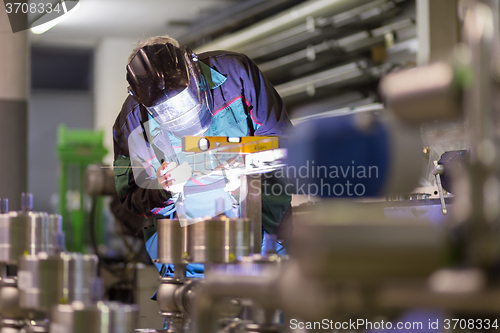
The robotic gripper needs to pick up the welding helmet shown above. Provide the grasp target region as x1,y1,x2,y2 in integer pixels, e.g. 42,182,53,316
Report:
126,43,213,138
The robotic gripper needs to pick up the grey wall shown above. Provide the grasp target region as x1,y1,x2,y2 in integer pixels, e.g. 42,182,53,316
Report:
28,91,93,213
1,10,28,211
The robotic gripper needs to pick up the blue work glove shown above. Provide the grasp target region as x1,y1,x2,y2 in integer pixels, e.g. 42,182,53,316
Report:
185,263,205,278
261,231,287,255
160,263,204,278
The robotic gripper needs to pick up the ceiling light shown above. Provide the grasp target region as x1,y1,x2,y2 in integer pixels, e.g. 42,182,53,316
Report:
31,1,81,34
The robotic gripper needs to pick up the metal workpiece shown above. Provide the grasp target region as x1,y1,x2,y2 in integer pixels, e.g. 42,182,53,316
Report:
18,254,40,310
451,163,500,268
193,271,280,333
0,278,27,320
0,192,65,264
290,202,447,281
18,252,98,312
447,0,500,268
21,320,50,333
46,214,65,254
84,164,116,197
157,219,188,264
0,319,24,333
38,253,98,311
375,274,500,313
0,210,49,264
379,62,462,122
240,174,261,254
161,313,184,333
21,193,33,212
157,277,201,316
157,277,184,314
462,1,497,164
157,216,253,264
187,217,253,264
51,301,139,333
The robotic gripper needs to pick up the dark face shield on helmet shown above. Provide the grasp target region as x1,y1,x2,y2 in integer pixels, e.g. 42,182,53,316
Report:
126,43,213,138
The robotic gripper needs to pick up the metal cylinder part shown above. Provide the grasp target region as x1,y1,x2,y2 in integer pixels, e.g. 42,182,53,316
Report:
18,254,40,310
187,217,253,264
50,304,74,331
0,319,23,333
21,193,33,212
46,214,65,254
0,278,27,320
379,62,462,122
291,202,446,280
39,253,98,312
0,199,7,214
84,165,116,197
157,219,188,264
0,210,49,264
51,301,138,333
157,277,201,317
21,320,50,333
18,252,98,312
157,278,183,313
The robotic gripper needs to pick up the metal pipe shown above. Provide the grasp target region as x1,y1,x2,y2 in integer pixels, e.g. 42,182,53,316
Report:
463,1,496,163
178,0,303,47
194,0,371,53
242,0,407,59
275,61,370,98
240,175,262,254
259,18,414,74
194,274,278,333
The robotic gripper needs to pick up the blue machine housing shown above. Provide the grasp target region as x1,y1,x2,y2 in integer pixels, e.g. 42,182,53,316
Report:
284,113,390,198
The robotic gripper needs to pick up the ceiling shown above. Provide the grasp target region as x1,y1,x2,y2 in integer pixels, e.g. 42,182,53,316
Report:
28,0,418,116
29,0,241,46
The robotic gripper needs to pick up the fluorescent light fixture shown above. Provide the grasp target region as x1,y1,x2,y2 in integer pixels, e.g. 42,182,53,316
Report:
31,1,81,34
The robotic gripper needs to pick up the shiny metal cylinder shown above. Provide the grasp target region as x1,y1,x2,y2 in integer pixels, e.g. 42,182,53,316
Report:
19,253,98,312
157,219,187,264
109,302,139,333
84,165,116,196
45,214,65,254
21,321,49,333
0,211,49,264
157,277,201,317
0,319,23,333
187,217,252,264
291,202,446,280
0,278,26,320
50,304,74,331
157,277,183,313
18,254,39,309
51,301,138,333
380,62,462,122
42,253,98,310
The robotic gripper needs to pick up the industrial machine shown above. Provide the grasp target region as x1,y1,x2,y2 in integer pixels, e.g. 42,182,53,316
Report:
4,0,500,332
0,193,139,333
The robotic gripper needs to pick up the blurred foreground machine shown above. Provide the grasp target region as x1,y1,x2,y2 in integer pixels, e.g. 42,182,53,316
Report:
0,193,139,333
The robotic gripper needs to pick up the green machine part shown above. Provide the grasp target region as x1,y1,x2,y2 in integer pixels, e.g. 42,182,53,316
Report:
57,124,108,253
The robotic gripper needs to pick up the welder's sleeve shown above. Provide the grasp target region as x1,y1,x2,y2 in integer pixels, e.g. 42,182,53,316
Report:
240,55,292,136
113,113,175,219
239,55,293,235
